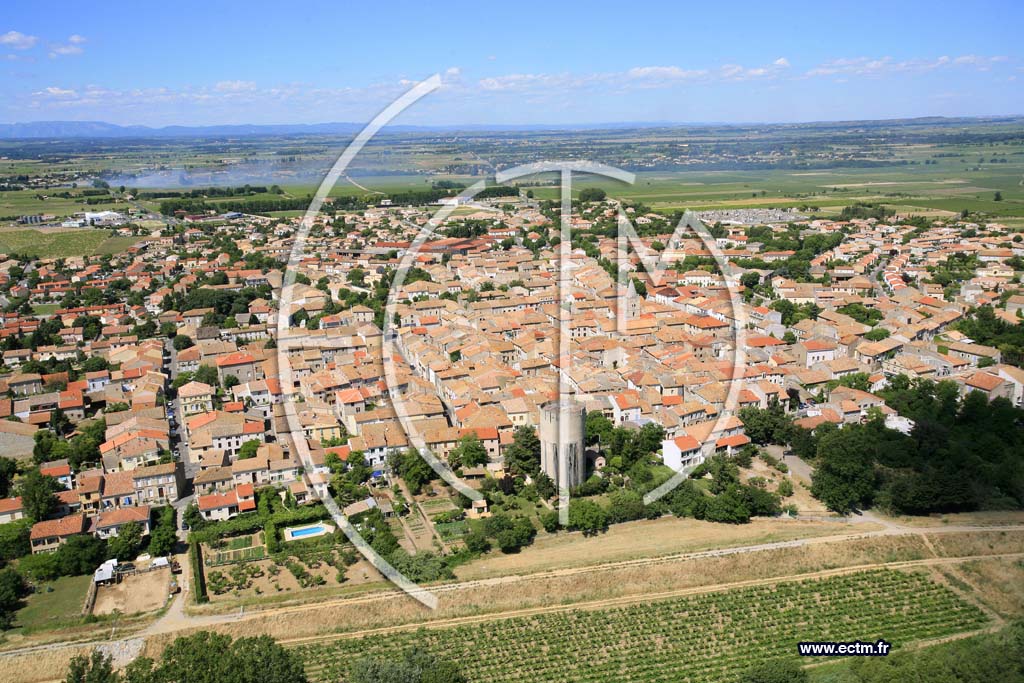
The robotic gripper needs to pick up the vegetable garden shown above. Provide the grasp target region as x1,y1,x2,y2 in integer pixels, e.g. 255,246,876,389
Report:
296,569,988,682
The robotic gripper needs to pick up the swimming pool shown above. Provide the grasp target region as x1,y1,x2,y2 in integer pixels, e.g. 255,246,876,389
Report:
283,522,335,541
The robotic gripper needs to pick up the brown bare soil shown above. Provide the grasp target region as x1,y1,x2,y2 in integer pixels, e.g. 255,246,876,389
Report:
93,568,171,616
206,557,382,604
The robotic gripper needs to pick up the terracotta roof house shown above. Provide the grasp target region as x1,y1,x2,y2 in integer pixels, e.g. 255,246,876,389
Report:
30,513,87,554
91,505,152,539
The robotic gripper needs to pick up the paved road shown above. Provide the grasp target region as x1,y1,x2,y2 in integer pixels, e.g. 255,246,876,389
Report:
868,256,889,298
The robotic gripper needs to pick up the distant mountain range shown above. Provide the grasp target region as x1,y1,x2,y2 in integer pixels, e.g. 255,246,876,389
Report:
0,120,688,140
0,116,1019,140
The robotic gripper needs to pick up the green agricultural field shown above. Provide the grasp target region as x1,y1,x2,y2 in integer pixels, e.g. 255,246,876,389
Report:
0,228,138,258
0,189,129,220
10,574,91,634
523,162,1024,219
297,569,989,683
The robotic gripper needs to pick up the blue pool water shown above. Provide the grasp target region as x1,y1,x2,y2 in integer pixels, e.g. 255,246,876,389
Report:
290,525,325,538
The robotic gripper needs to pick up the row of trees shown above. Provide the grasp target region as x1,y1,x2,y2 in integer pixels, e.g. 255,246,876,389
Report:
64,632,467,683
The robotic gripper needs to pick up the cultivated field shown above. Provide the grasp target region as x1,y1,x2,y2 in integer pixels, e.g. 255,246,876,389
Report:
0,228,138,258
296,569,988,683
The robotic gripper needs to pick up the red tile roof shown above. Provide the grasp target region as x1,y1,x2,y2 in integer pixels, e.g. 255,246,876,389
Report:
30,513,87,540
94,505,150,529
197,490,237,511
672,435,701,452
216,352,256,367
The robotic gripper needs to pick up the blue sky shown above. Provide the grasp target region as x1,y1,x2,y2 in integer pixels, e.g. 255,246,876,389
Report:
1,0,1021,126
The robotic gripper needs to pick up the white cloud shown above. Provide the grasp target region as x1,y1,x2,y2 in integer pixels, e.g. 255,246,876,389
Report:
626,66,708,81
478,72,570,91
805,54,1008,77
49,35,86,58
0,30,37,50
214,80,257,92
35,86,77,97
479,58,789,94
18,79,418,125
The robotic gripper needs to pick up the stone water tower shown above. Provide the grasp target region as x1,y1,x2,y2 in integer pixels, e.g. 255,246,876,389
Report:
540,398,586,491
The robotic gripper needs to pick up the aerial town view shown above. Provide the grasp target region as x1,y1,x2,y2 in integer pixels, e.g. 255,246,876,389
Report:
0,1,1023,682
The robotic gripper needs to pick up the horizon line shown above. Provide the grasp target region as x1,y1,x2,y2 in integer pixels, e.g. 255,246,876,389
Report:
2,113,1024,135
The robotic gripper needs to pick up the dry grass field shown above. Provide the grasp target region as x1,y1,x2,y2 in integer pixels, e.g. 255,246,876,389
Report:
454,516,866,580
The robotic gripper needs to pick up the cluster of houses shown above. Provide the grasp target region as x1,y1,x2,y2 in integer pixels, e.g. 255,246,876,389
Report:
0,195,1021,551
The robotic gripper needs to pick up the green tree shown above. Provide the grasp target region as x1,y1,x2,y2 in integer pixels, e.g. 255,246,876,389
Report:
19,469,60,522
502,426,540,476
0,457,16,498
63,650,119,683
449,434,488,469
172,335,195,351
194,365,220,388
56,534,108,576
811,424,877,513
585,411,614,447
347,268,366,286
237,440,261,460
606,489,645,524
0,566,28,629
702,485,751,523
108,521,144,561
148,507,178,557
0,519,31,562
709,454,740,494
567,499,608,536
738,404,792,445
483,513,535,553
391,448,435,495
18,551,60,581
120,631,308,683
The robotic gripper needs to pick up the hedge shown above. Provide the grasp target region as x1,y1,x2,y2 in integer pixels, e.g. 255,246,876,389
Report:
265,521,280,554
190,539,208,603
190,502,330,545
